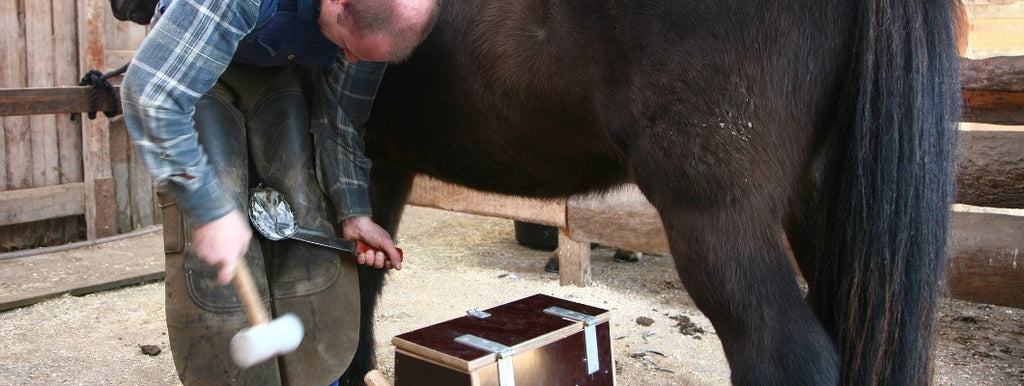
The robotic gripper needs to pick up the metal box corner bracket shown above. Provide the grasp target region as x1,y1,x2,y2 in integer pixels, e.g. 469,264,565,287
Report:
544,306,602,375
454,334,517,386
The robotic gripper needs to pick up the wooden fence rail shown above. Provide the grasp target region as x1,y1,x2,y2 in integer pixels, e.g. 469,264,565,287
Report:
960,55,1024,124
0,86,120,117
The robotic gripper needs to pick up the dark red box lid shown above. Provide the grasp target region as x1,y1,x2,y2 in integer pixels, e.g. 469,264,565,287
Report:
392,294,610,372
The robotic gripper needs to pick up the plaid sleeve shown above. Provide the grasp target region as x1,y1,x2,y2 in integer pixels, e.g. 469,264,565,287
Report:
120,0,260,225
312,58,388,222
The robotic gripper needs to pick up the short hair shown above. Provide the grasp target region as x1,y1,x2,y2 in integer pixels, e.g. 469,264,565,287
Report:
341,0,439,60
346,0,394,36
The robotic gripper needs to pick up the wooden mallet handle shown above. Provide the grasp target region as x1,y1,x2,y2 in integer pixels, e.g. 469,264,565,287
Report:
364,369,392,386
233,258,270,326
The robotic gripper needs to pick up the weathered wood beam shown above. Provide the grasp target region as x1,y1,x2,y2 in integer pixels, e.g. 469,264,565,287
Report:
960,56,1024,125
957,130,1024,208
961,56,1024,92
567,184,668,255
0,86,120,117
408,175,567,228
948,210,1024,309
0,183,85,226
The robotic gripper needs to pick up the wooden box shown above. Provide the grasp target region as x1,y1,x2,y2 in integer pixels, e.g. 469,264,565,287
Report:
392,294,614,386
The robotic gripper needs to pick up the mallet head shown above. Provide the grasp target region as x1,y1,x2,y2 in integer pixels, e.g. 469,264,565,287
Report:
230,313,304,368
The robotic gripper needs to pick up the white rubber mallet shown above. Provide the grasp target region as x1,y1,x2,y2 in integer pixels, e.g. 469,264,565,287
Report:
229,258,304,368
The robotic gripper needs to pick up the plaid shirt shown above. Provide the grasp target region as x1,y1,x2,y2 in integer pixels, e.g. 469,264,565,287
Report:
121,0,385,225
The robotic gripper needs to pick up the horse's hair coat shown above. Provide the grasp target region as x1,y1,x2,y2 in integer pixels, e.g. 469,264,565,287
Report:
343,1,963,384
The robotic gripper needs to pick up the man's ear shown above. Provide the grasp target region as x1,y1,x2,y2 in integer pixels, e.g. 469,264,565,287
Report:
323,0,349,12
335,0,357,27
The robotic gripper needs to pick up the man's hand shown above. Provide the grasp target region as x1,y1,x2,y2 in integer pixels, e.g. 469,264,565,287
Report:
192,210,253,285
341,216,402,270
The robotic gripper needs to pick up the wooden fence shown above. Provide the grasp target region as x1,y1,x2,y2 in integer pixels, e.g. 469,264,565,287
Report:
0,0,150,251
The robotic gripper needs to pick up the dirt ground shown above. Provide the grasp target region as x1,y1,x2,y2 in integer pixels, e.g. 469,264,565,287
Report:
0,205,1022,385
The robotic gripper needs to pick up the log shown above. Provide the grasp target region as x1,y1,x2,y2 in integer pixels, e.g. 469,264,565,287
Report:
960,56,1024,92
962,89,1024,125
960,56,1024,125
948,210,1024,309
957,130,1024,208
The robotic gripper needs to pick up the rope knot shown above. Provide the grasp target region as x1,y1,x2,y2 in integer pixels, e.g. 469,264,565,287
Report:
74,64,127,120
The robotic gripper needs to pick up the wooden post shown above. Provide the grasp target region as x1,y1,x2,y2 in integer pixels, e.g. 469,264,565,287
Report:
109,116,132,232
556,227,591,287
77,0,116,239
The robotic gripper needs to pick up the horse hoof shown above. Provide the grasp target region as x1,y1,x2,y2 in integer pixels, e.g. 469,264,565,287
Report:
613,250,642,263
543,256,559,273
514,221,559,251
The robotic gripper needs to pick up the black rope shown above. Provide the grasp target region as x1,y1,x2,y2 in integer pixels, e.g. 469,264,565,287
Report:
73,62,129,120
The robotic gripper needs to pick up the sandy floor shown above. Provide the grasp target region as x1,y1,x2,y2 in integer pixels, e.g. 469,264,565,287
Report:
1,206,1022,385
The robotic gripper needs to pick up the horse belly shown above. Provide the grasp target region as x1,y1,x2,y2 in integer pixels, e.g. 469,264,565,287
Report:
366,95,629,197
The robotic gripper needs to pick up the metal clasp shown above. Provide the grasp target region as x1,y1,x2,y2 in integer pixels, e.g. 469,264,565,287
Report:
544,306,601,374
454,334,516,386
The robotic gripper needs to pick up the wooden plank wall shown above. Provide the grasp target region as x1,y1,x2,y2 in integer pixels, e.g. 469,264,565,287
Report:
0,0,150,252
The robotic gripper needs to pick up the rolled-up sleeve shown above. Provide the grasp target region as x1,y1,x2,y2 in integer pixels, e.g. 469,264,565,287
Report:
312,59,388,222
120,0,259,225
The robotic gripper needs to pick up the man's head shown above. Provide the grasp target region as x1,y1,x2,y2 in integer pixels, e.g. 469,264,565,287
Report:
319,0,438,63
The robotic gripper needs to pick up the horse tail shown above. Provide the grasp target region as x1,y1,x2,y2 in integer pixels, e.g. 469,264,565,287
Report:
812,1,961,384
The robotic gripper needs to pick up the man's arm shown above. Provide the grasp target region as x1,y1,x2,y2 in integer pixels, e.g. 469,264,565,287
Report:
312,59,401,268
313,59,388,220
121,0,260,283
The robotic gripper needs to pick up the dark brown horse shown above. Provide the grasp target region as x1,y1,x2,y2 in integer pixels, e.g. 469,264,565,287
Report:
350,0,964,384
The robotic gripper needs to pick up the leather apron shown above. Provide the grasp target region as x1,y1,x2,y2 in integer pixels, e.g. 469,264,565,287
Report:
160,64,360,386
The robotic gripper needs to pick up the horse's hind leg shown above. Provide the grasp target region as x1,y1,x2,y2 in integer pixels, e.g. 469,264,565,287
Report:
630,132,838,384
783,167,822,288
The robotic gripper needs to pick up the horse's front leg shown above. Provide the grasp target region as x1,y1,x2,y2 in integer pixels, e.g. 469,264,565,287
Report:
339,164,415,385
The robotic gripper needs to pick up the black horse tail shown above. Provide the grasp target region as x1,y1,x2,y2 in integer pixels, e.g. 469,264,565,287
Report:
812,1,961,384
